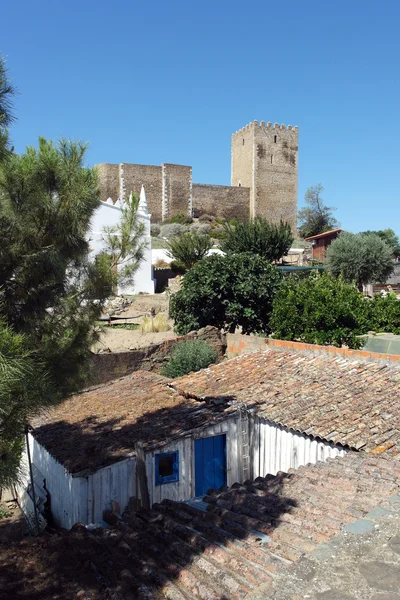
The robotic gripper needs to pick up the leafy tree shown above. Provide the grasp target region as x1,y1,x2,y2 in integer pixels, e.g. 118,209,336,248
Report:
0,137,114,485
0,321,53,487
102,192,147,289
221,217,293,262
161,339,217,378
358,293,400,335
326,232,394,290
298,184,339,238
270,273,367,348
166,231,213,271
170,253,282,335
0,58,15,162
360,228,400,259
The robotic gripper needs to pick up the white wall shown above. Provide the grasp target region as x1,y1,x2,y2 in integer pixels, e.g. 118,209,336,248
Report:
88,198,155,295
250,416,348,478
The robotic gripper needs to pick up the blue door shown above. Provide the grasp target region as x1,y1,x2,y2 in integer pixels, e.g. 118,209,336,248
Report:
194,434,227,497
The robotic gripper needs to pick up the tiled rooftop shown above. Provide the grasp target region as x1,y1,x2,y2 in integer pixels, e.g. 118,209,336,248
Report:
173,348,400,455
31,371,235,473
9,452,398,600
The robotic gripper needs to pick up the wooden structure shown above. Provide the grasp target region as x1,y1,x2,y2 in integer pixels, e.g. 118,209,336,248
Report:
305,228,342,261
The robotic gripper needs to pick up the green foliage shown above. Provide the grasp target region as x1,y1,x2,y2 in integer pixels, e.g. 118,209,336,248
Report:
110,323,140,330
209,228,226,240
150,223,161,237
170,253,282,335
298,184,339,238
0,507,10,518
102,192,147,289
166,231,213,271
0,58,15,162
221,217,293,262
360,228,400,258
326,232,394,289
0,321,53,488
270,273,367,348
358,294,400,334
161,339,217,378
160,223,188,239
165,213,193,225
190,222,211,235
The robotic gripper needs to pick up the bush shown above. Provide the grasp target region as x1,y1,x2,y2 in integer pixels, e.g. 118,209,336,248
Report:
151,223,161,237
165,213,193,225
140,314,170,333
170,253,282,335
190,222,212,235
270,272,367,348
358,293,400,334
166,231,213,271
198,214,215,223
161,339,218,378
221,217,294,262
159,223,188,239
209,228,226,240
326,232,394,290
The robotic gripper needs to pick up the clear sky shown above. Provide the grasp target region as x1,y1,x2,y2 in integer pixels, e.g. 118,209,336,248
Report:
2,0,400,235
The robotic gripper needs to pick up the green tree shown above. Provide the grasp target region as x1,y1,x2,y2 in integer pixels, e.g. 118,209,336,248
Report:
326,232,394,290
170,253,282,335
166,231,213,271
0,58,15,162
102,192,147,289
161,339,217,378
270,273,367,348
298,184,339,238
221,217,293,262
360,228,400,259
0,321,53,487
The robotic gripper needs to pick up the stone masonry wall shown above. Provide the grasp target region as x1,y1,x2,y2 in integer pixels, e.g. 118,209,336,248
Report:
231,121,298,233
96,164,120,203
122,164,163,222
162,163,192,221
192,184,250,220
87,326,226,386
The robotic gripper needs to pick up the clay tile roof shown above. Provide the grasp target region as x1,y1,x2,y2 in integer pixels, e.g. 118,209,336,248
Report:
8,452,398,599
173,348,400,455
304,228,342,240
31,370,236,473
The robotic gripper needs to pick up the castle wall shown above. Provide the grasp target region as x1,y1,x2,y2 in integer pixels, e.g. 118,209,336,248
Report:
96,163,120,203
122,164,163,221
162,164,192,221
231,121,298,233
192,184,250,220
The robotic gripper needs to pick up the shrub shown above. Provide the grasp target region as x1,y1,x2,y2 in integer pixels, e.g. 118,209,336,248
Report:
209,228,226,240
170,253,282,335
270,272,367,348
358,293,400,334
198,214,215,223
161,339,218,378
166,231,213,271
140,314,170,333
159,223,188,239
165,213,193,225
326,232,394,290
151,223,161,237
221,217,294,262
190,222,212,235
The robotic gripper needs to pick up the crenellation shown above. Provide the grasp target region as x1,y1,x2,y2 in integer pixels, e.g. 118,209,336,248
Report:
97,119,298,229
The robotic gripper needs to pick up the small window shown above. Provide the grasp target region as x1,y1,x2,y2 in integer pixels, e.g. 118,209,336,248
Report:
155,451,179,485
274,135,277,143
271,155,273,164
242,138,245,145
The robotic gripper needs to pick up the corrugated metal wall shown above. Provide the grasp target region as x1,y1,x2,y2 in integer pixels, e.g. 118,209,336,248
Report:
250,416,348,478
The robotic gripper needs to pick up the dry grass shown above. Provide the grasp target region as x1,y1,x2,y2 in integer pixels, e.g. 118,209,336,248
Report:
140,314,171,334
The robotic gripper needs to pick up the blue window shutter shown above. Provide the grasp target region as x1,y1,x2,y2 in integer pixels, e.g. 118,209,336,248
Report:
155,451,179,486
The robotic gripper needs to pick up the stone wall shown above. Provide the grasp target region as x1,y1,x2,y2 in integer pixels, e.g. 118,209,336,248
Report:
122,164,163,222
96,163,119,203
231,121,298,232
192,183,250,220
162,163,192,220
87,326,226,385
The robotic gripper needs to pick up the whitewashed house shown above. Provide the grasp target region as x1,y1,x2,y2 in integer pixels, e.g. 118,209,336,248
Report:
89,183,155,295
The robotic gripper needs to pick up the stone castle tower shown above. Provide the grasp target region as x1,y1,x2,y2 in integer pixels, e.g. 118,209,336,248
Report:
231,121,298,232
96,121,298,230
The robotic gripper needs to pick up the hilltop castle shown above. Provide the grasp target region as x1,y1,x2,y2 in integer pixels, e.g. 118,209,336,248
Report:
96,120,298,231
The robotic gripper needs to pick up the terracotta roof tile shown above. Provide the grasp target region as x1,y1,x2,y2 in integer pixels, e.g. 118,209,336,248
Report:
173,348,400,453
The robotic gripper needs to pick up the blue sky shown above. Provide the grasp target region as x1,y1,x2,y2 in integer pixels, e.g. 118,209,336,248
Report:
2,0,400,235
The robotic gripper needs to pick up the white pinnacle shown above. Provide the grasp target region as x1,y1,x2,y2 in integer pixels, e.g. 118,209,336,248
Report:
138,185,148,214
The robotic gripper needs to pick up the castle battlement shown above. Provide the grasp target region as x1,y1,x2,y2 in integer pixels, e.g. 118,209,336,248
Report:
232,121,298,136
